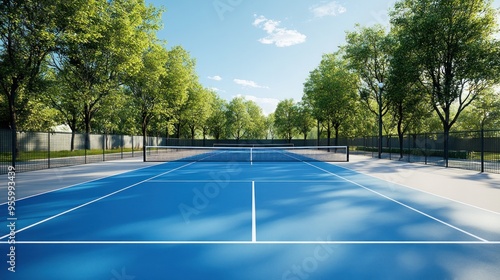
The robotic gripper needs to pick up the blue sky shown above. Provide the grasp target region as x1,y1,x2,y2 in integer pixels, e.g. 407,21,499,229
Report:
147,0,500,115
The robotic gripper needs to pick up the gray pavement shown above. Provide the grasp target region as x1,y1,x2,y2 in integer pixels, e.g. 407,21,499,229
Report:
335,154,500,213
0,158,163,203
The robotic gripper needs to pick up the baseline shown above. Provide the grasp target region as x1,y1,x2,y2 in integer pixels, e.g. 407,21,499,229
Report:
3,240,500,245
0,161,198,240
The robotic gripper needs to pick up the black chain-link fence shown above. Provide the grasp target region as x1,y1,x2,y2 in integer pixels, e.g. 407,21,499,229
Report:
347,130,500,173
2,129,499,174
0,130,145,174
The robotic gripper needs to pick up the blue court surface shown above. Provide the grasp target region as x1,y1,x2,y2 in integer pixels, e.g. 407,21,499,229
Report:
1,159,500,279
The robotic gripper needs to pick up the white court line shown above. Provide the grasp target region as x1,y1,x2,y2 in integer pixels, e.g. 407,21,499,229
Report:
300,161,490,242
334,163,500,216
252,181,256,243
2,240,500,245
0,161,198,241
149,180,342,183
278,153,491,243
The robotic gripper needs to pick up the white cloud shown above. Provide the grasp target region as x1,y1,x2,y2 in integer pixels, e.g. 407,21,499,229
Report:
236,94,279,115
234,79,269,89
310,1,347,18
209,87,225,93
252,15,307,47
208,75,222,81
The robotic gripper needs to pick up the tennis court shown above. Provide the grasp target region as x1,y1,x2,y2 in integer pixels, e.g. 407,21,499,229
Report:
1,146,500,279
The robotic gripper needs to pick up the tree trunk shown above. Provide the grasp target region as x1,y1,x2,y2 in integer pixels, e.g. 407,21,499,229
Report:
175,122,181,139
334,123,340,146
8,92,18,166
327,126,331,146
443,125,450,167
7,80,19,165
84,105,92,150
68,116,78,151
397,119,404,159
317,119,320,146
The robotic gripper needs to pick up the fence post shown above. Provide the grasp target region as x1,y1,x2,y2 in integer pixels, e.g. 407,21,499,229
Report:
102,134,106,162
481,129,485,173
424,133,428,165
11,129,16,168
48,132,51,169
407,134,411,163
131,136,134,157
121,135,124,159
84,133,88,164
389,135,392,160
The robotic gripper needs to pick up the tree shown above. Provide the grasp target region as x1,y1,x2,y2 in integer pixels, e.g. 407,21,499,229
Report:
183,83,214,140
455,89,500,130
0,0,61,161
304,53,359,146
226,96,255,140
162,46,196,138
386,34,433,158
44,67,82,150
294,101,315,141
274,99,297,142
244,99,266,139
264,113,276,140
391,0,500,163
343,25,393,157
207,95,228,140
125,42,168,154
52,0,160,147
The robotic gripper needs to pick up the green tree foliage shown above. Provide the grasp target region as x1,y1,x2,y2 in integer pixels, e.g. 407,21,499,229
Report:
245,99,266,139
455,89,500,130
125,42,168,147
303,53,359,145
0,94,9,128
199,90,219,140
225,97,265,140
391,0,500,161
226,97,250,141
343,25,392,127
386,33,433,158
0,0,62,159
162,46,197,138
183,83,215,140
207,95,228,140
264,113,276,140
274,99,297,142
294,101,315,141
52,0,161,141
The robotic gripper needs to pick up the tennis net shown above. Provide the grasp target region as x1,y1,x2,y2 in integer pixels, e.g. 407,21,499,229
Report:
144,146,349,162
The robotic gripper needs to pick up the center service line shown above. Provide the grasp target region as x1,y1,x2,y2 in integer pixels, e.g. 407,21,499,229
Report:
252,181,256,243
